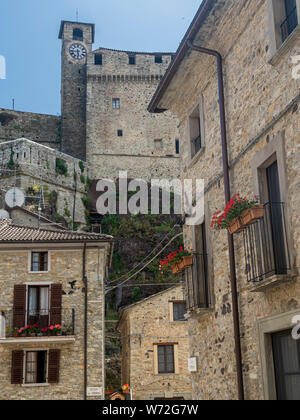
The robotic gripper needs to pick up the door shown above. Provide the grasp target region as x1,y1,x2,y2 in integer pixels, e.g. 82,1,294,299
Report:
266,161,287,274
272,330,300,400
28,286,49,328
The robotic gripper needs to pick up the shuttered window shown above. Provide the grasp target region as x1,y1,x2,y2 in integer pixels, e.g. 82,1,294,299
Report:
50,283,62,325
48,350,60,383
31,252,48,272
13,285,26,329
25,351,47,384
11,350,24,384
158,345,175,374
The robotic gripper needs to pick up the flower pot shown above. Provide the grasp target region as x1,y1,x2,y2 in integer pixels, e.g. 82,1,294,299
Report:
241,205,264,227
178,255,194,270
66,332,72,336
171,263,182,274
30,333,36,337
228,217,244,234
21,333,26,337
13,333,18,338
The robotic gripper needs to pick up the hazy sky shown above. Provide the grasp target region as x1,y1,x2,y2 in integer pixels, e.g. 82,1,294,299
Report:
0,0,201,115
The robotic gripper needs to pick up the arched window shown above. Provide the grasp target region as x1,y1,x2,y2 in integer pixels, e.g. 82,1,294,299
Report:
73,28,83,41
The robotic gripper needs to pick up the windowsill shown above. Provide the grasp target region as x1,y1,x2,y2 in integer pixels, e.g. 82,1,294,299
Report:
248,272,297,293
0,336,76,344
28,270,50,274
186,306,214,320
269,25,300,66
188,147,205,170
22,383,50,388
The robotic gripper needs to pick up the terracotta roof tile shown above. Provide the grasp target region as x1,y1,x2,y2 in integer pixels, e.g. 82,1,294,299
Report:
0,220,113,243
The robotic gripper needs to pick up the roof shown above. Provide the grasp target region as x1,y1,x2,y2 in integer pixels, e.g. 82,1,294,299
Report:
148,0,217,113
92,46,175,56
58,20,95,43
0,219,113,244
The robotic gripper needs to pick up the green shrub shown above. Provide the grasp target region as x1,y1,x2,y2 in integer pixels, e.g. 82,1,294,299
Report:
55,158,68,176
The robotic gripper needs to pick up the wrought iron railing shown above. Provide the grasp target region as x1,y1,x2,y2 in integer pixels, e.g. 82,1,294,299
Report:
191,135,202,158
0,308,75,338
281,7,298,42
243,202,291,284
186,253,209,311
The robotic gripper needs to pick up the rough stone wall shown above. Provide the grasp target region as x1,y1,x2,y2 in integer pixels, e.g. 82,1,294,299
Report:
0,109,60,149
118,285,192,400
162,0,300,400
86,48,181,181
0,139,89,227
0,246,106,400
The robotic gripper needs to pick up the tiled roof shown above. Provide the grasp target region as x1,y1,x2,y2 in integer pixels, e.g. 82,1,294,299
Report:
0,219,113,243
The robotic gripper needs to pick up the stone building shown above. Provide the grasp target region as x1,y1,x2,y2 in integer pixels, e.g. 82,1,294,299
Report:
149,0,300,400
0,20,180,184
117,285,192,400
0,219,113,400
0,138,89,228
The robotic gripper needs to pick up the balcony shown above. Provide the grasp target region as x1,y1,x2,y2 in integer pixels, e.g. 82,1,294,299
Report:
242,203,295,292
186,253,210,312
0,309,75,344
281,7,298,42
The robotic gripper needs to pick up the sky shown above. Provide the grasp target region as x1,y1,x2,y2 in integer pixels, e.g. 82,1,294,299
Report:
0,0,201,116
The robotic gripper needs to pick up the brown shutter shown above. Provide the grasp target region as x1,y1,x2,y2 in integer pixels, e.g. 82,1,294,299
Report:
48,349,60,383
11,350,24,384
50,283,62,325
13,285,26,329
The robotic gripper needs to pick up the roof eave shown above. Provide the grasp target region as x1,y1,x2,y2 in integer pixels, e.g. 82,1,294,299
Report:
148,0,217,113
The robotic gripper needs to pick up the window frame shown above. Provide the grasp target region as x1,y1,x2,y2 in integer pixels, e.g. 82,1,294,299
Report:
29,251,50,273
170,301,187,322
117,130,123,137
73,28,83,42
112,98,120,109
94,53,103,65
128,55,136,65
23,349,49,387
154,343,179,375
155,55,163,64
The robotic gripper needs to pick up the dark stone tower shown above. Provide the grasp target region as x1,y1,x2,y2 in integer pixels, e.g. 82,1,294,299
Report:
59,21,94,160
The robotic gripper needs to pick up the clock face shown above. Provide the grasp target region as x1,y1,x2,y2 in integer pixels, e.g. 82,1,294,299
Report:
69,44,87,60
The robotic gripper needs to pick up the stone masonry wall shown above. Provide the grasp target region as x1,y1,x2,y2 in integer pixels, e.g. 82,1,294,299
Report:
0,109,61,149
86,49,181,181
0,246,107,400
162,0,300,400
119,285,192,400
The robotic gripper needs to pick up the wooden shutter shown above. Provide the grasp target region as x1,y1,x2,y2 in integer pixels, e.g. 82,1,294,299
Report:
48,349,60,383
50,283,62,325
13,284,26,329
11,350,24,384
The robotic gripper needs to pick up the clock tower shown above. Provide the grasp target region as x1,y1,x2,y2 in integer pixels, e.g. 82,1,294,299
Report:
59,21,95,160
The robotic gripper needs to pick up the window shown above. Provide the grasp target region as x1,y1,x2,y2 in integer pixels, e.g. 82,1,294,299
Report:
158,345,175,374
155,55,163,63
73,28,83,41
268,0,299,56
117,130,123,137
31,251,48,272
25,351,47,385
172,302,187,322
112,98,120,109
189,98,205,159
154,139,163,149
272,329,300,400
187,222,210,310
175,140,180,154
27,286,49,328
95,53,103,65
129,55,136,65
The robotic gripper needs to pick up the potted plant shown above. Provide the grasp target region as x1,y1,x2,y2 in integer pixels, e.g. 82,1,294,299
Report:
11,327,19,338
53,325,63,336
122,384,130,394
66,326,73,336
159,247,195,275
211,195,262,234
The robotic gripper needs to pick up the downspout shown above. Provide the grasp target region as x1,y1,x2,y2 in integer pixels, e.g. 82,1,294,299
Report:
83,242,88,400
186,39,244,401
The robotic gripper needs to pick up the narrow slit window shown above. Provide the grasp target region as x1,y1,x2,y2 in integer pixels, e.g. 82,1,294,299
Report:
95,54,103,65
129,55,136,65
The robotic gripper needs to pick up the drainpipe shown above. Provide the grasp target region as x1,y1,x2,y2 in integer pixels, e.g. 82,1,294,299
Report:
186,39,244,401
83,242,88,400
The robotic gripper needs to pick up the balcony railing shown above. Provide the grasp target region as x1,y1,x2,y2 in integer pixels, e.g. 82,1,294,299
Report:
186,253,209,311
281,7,298,42
242,202,291,284
0,308,75,339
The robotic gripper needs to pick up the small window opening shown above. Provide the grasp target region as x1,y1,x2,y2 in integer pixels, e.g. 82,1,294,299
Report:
155,55,163,63
117,130,123,137
95,54,103,65
112,98,120,109
175,140,180,154
73,28,83,42
129,55,136,65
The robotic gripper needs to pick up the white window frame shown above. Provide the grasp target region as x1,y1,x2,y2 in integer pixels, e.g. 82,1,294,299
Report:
22,348,49,387
28,251,51,274
24,282,52,328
